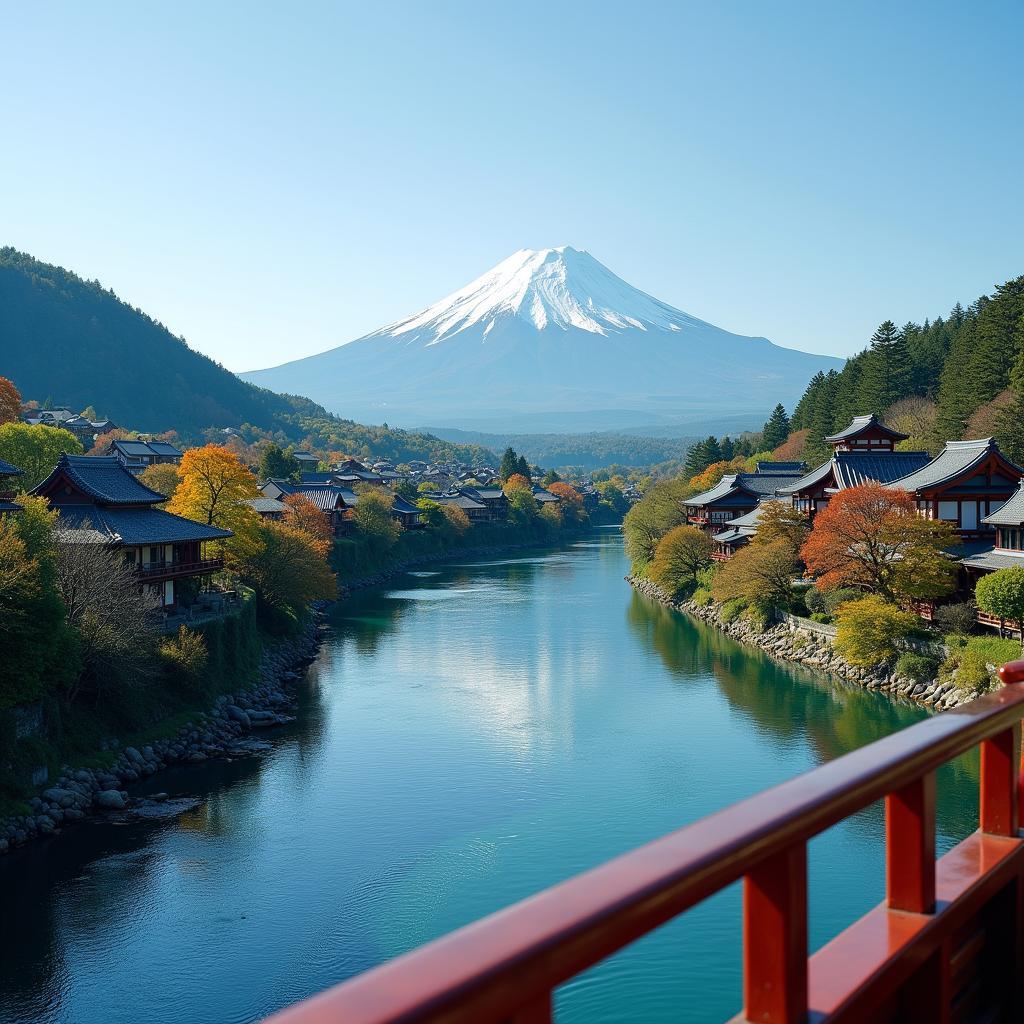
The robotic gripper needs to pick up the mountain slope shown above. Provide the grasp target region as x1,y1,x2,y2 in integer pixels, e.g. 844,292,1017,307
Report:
0,247,324,437
243,246,844,432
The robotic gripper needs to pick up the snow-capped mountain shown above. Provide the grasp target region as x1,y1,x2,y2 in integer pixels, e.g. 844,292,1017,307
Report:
243,246,843,433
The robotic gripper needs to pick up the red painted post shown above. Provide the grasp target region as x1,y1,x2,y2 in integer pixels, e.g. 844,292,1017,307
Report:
980,724,1021,837
744,844,808,1024
998,660,1024,825
886,772,936,913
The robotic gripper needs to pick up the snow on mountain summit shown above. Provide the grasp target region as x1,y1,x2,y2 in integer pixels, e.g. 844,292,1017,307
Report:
375,245,698,343
242,244,845,432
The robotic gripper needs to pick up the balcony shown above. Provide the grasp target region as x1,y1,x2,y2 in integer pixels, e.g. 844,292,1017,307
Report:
264,661,1024,1024
135,557,224,583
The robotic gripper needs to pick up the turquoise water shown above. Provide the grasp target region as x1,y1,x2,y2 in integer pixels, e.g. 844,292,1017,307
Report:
0,530,979,1023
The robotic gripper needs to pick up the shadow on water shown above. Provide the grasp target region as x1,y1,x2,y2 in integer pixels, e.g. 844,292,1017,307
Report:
626,589,979,849
0,662,331,1023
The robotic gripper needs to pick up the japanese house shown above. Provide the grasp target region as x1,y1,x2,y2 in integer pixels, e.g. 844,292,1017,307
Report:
685,463,806,530
104,438,184,475
33,455,231,609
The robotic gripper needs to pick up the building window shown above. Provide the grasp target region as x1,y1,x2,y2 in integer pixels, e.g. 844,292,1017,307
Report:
938,501,958,522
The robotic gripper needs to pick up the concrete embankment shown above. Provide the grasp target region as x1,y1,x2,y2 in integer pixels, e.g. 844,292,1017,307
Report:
628,575,977,711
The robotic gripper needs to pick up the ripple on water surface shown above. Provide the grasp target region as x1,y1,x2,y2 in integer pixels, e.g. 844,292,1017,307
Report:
0,534,979,1024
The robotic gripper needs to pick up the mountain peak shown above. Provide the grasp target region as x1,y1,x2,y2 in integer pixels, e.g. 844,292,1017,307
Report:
377,245,696,342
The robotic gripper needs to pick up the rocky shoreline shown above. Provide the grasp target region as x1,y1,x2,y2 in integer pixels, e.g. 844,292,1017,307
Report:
628,575,977,711
1,538,574,856
0,613,326,856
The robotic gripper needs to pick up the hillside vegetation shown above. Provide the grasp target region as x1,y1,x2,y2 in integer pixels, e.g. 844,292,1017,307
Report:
0,248,492,464
788,275,1024,463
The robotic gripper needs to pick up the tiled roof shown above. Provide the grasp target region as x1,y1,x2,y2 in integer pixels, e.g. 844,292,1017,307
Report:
959,548,1024,572
824,413,908,443
688,470,806,507
245,496,289,514
755,461,807,474
109,439,183,459
391,495,421,514
0,457,22,476
778,451,932,495
429,492,486,510
296,486,350,511
34,455,167,506
146,441,183,457
885,438,1020,493
983,480,1024,526
532,487,559,503
832,451,932,489
54,506,232,545
724,504,767,529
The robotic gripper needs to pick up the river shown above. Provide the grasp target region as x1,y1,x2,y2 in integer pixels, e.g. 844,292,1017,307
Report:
0,529,980,1023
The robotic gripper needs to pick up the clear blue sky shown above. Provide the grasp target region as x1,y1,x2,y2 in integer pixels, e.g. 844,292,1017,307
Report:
3,1,1021,372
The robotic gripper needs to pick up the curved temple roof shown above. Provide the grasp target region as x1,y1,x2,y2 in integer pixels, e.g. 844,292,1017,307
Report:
884,438,1022,493
824,413,908,443
33,455,167,505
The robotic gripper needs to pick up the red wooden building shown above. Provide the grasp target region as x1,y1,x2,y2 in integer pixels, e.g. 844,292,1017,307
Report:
885,437,1024,540
685,463,806,531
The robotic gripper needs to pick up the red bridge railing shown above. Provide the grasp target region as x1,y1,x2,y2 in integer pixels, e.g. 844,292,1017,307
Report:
265,661,1024,1024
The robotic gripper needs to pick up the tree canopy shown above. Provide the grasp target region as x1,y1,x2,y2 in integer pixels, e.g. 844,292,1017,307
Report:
0,422,84,488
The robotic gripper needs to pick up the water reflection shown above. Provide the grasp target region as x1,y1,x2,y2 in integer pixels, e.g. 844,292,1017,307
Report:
0,533,984,1024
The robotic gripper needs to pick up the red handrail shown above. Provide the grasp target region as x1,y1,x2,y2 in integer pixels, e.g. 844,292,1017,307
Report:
264,662,1024,1024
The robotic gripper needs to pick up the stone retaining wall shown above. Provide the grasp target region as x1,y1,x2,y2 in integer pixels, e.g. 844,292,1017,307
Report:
629,576,978,711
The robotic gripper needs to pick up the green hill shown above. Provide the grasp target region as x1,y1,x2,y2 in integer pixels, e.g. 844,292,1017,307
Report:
0,247,494,464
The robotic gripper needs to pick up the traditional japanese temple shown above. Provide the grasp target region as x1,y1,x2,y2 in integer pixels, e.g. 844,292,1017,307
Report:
779,414,931,518
33,455,231,608
685,462,806,530
884,436,1023,540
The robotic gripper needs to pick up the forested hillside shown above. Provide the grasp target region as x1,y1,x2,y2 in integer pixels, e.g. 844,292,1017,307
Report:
787,276,1024,463
0,248,492,464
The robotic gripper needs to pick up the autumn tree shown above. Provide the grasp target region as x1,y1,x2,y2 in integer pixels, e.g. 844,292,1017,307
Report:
166,444,263,563
547,482,586,523
441,503,471,535
648,525,713,597
713,538,799,608
801,484,957,603
834,595,918,666
623,478,690,568
752,500,809,550
282,492,333,556
0,376,22,424
139,461,180,499
241,522,337,615
975,567,1024,644
351,487,400,550
0,494,79,706
0,422,84,488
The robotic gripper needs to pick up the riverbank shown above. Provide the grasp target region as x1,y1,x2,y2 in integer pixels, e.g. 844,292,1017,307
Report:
1,532,605,856
628,575,977,710
0,614,324,855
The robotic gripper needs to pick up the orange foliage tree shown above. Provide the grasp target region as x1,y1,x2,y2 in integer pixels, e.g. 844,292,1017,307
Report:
283,492,333,556
800,484,956,603
547,482,586,522
502,473,532,496
167,444,263,562
0,377,22,424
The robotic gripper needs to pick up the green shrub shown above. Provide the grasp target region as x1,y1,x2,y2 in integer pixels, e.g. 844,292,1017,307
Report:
823,587,862,613
694,566,718,591
834,596,918,667
721,598,747,624
159,626,208,689
691,587,713,607
895,652,938,684
941,636,1022,694
805,586,827,615
810,612,832,624
743,601,774,632
934,602,977,635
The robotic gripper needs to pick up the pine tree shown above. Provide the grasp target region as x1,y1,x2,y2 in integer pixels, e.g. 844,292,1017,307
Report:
857,321,910,414
790,372,825,430
719,436,735,461
516,455,531,479
500,447,519,482
761,404,790,451
804,371,840,465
